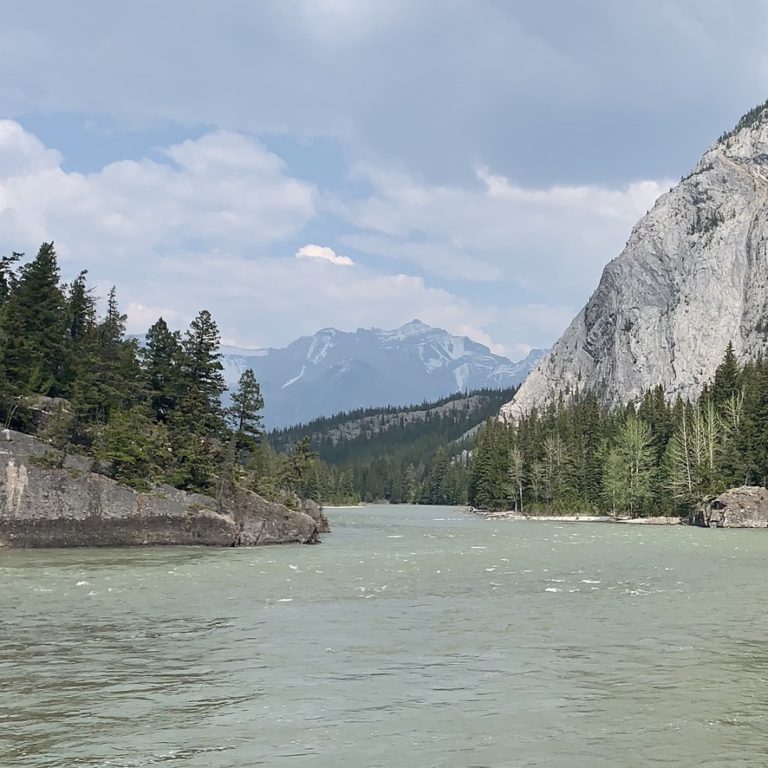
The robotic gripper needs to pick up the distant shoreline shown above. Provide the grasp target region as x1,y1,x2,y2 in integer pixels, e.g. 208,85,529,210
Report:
324,504,685,525
479,511,683,525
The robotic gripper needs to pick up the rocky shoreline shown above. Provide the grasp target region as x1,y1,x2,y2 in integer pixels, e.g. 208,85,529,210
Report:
0,430,329,548
474,486,768,528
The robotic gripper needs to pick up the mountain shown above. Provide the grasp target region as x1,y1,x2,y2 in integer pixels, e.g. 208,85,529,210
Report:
502,100,768,421
269,388,517,504
269,387,517,465
221,320,545,428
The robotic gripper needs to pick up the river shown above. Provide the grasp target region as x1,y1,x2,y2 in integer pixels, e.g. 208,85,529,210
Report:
2,504,767,767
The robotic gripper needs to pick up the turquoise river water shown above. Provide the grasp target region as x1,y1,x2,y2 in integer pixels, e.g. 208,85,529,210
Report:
2,505,768,767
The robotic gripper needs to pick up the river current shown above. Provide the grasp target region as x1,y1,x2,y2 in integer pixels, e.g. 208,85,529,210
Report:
2,505,768,767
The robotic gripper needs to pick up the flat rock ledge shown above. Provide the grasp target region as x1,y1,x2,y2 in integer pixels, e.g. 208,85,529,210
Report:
689,486,768,528
0,430,326,548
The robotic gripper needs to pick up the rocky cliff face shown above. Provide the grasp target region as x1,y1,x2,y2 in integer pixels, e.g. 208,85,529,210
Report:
0,430,324,548
502,103,768,420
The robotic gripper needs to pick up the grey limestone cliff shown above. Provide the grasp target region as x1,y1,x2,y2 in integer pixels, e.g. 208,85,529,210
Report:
0,430,325,548
502,103,768,420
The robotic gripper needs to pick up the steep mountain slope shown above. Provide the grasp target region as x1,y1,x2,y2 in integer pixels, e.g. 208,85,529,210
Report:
502,101,768,420
222,320,544,427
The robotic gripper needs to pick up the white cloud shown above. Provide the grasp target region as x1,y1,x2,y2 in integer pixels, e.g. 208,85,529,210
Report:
0,120,61,177
0,122,517,356
0,121,671,360
1,2,764,365
295,243,354,266
341,162,672,301
0,123,316,260
125,250,502,354
1,1,766,186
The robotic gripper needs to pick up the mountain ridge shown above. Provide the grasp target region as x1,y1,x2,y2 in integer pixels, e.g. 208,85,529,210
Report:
220,320,545,428
269,386,517,466
502,100,768,420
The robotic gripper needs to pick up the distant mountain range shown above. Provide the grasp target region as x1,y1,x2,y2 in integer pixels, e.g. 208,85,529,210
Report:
220,320,546,428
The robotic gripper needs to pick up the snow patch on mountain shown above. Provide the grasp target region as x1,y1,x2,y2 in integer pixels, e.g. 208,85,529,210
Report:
282,365,306,389
307,330,336,365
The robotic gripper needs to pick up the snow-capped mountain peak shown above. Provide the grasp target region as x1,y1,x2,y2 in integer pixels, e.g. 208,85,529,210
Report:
219,320,545,427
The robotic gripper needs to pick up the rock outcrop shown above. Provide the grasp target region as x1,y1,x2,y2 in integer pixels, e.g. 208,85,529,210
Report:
300,497,331,533
0,430,324,548
502,102,768,420
690,486,768,528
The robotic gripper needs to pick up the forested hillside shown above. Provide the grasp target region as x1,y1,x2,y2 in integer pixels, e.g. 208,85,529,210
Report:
269,388,516,504
469,344,760,516
271,388,515,460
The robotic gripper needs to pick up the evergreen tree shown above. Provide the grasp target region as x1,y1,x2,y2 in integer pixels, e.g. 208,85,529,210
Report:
93,406,165,490
166,388,220,492
69,286,140,441
180,309,226,436
0,242,67,397
0,252,21,305
142,317,184,422
403,462,420,503
66,271,96,344
61,271,97,396
711,342,740,407
470,419,509,510
281,437,317,496
421,447,450,504
226,368,264,448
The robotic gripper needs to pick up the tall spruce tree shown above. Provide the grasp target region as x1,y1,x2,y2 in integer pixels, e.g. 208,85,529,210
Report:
711,342,740,407
142,317,185,422
421,447,450,504
0,242,67,397
0,252,20,305
180,309,226,436
62,270,97,396
226,368,264,447
69,287,140,439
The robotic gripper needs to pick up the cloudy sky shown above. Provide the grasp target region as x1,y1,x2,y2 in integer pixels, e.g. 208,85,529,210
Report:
1,1,767,359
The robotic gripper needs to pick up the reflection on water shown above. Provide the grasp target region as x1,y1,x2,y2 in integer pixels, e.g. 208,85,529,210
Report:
2,506,767,766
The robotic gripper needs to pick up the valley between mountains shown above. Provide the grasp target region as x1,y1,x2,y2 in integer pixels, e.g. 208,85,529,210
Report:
8,102,768,541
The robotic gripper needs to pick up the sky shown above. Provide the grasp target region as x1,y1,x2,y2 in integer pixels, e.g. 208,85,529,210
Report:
1,1,767,360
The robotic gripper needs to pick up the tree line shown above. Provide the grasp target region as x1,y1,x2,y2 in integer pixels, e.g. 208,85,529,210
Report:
466,343,763,515
10,242,756,516
269,389,516,504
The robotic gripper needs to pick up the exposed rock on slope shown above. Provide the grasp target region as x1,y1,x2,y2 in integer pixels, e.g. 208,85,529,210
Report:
0,431,323,547
502,102,768,420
